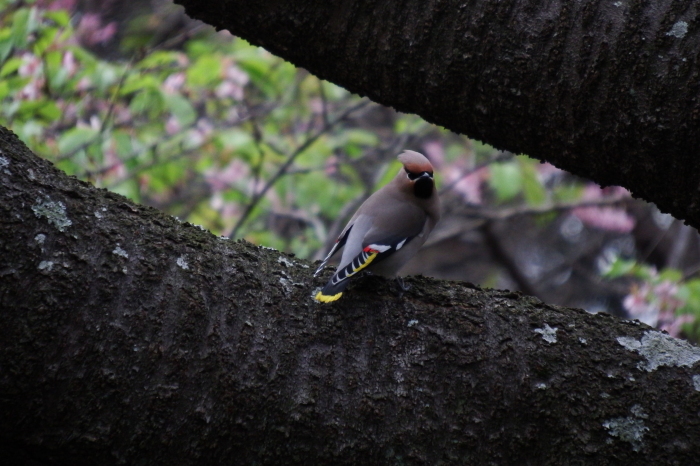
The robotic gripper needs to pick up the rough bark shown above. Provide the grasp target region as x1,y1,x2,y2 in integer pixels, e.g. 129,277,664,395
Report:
174,0,700,231
3,128,700,464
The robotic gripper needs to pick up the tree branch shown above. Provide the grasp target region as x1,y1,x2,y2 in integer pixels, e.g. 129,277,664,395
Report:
3,126,700,463
174,0,700,231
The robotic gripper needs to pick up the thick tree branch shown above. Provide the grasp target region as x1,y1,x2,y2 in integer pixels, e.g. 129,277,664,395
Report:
174,0,700,230
2,127,700,463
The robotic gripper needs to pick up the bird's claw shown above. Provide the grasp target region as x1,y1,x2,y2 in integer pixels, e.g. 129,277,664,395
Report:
396,276,410,291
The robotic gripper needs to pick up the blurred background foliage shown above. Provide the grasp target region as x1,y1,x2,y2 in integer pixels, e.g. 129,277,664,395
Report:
4,0,700,341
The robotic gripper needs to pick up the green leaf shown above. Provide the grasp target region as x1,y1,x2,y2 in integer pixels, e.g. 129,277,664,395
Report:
472,140,495,160
92,62,119,92
342,128,379,149
0,56,21,77
16,100,47,119
216,129,253,150
0,80,9,100
489,162,522,202
0,36,13,64
44,10,71,28
32,25,57,56
137,50,183,69
187,55,222,87
658,268,683,282
113,130,134,157
678,280,700,315
37,100,60,120
129,88,164,116
10,8,30,50
521,160,546,206
58,127,99,155
120,73,162,95
602,256,637,279
554,184,584,202
163,93,196,127
374,160,400,190
44,49,67,88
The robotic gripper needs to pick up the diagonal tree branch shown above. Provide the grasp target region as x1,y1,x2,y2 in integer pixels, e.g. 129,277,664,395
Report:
173,0,700,231
2,124,700,464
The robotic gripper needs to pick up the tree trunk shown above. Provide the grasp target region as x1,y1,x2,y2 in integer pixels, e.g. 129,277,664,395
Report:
174,0,700,232
2,127,700,463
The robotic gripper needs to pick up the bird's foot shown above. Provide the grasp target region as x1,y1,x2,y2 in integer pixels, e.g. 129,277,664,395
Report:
396,276,410,291
394,276,411,297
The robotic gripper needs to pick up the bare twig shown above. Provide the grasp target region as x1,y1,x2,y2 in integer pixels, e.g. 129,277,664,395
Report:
318,80,330,127
438,150,514,196
476,194,634,221
229,99,371,238
56,56,136,163
481,220,539,297
428,195,636,248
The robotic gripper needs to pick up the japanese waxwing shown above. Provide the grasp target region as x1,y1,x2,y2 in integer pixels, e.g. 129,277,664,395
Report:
314,150,440,303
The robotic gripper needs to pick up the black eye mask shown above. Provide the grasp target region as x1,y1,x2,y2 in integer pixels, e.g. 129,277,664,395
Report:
405,168,433,181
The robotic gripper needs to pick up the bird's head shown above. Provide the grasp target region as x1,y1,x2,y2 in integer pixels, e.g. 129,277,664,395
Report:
397,150,435,199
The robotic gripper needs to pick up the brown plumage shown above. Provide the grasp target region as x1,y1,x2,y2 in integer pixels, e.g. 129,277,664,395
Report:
314,150,441,302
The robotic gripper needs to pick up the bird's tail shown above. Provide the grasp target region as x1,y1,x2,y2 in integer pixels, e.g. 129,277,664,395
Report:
315,247,385,303
315,278,350,303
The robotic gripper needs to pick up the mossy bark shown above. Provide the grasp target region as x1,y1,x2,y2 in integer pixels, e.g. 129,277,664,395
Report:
175,0,700,231
2,128,700,463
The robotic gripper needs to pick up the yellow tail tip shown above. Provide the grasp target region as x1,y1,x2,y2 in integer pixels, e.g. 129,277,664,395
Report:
315,291,343,303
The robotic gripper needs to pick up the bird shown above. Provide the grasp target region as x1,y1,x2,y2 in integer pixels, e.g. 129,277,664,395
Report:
314,150,441,303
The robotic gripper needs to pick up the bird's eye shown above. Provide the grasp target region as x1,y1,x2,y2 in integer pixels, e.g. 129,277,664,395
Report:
405,168,420,180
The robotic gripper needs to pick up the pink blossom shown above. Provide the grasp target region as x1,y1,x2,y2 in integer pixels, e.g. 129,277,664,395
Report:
572,206,635,233
580,184,631,201
175,53,189,67
163,73,186,94
112,104,132,125
443,163,486,204
18,53,42,77
196,119,215,137
324,156,339,176
217,30,233,39
165,116,181,135
572,184,634,233
422,140,444,169
76,77,92,92
623,285,658,327
19,80,43,100
215,81,243,100
308,97,324,114
536,162,564,183
205,159,250,192
187,128,205,148
654,280,683,313
660,314,695,338
225,64,249,86
60,102,77,122
225,107,242,124
102,145,126,182
77,14,117,46
62,51,77,77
